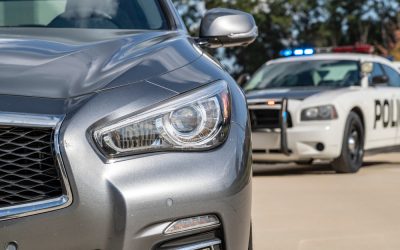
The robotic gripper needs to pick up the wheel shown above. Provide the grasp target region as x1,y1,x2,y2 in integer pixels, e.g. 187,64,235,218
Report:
332,112,365,173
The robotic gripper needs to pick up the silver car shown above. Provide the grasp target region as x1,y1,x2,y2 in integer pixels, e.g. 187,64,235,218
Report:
0,0,256,249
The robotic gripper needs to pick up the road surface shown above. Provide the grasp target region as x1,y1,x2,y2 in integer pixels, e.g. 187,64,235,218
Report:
252,154,400,250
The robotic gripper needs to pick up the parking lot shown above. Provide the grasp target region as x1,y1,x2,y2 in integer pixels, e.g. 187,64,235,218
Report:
252,153,400,250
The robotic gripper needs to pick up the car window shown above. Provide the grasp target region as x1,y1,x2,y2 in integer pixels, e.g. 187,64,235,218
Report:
382,65,400,87
0,0,169,30
244,60,360,91
369,63,385,85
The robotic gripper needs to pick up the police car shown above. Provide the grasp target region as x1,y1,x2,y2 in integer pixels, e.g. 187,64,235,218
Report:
245,45,400,173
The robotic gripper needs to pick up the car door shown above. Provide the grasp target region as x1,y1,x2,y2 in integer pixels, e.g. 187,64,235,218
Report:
366,63,398,148
381,64,400,146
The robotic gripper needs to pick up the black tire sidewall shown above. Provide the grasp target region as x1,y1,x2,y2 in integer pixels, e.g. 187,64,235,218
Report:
333,112,365,173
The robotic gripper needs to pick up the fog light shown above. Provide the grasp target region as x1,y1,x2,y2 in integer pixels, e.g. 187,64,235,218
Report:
164,215,220,235
316,143,325,152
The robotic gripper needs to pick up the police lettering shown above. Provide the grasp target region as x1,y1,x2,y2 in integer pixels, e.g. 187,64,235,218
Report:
374,99,400,129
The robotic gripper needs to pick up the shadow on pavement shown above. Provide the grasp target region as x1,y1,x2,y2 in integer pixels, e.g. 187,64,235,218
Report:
253,163,333,176
253,161,400,176
362,161,400,167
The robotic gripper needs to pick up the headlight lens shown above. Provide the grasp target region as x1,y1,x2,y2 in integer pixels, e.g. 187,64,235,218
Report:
301,105,338,121
93,81,231,158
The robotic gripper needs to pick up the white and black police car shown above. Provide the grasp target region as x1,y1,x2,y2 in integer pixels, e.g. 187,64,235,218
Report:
245,45,400,173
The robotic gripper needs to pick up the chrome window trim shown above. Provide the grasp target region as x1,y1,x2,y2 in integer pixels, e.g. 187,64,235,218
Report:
0,112,73,221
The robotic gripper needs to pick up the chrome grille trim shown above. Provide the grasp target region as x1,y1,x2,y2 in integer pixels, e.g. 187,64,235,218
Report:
177,239,222,250
0,112,61,128
0,112,72,221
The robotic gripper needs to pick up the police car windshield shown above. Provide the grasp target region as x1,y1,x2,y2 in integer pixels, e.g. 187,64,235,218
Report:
245,60,361,91
0,0,169,30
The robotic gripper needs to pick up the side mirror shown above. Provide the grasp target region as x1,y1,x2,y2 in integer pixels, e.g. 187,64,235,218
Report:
237,73,251,87
199,8,258,48
361,62,373,74
372,75,389,85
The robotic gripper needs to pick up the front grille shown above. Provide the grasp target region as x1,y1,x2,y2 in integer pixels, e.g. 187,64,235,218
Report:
250,109,293,130
0,126,63,208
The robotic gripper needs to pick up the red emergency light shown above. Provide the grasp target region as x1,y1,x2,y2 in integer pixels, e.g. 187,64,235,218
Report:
331,44,374,54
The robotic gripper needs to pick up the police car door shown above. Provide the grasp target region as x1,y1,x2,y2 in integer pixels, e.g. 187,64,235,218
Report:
368,63,398,148
381,64,400,146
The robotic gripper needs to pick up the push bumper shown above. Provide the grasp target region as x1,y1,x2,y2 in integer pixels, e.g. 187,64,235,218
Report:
252,121,342,162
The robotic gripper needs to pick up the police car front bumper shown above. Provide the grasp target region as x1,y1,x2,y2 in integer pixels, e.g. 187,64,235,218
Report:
252,121,342,162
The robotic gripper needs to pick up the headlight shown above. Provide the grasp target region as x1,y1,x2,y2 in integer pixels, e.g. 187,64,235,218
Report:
93,81,231,158
301,105,338,121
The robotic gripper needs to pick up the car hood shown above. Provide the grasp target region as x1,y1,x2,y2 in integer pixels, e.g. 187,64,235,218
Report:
246,87,333,100
0,28,201,99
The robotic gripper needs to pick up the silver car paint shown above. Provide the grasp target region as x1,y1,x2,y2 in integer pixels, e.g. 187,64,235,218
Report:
0,0,252,249
0,79,252,249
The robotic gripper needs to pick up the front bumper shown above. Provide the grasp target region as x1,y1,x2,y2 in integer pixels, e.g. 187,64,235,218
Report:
252,121,342,162
0,83,251,250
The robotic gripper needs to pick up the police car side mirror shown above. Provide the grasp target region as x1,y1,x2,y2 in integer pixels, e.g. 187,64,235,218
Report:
198,8,258,49
372,75,389,85
361,62,374,74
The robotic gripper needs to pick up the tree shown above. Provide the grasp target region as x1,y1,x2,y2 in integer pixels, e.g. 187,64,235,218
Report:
206,0,293,76
173,0,205,35
174,0,400,76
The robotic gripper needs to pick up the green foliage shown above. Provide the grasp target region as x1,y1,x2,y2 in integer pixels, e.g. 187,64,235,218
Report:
174,0,400,76
205,0,292,75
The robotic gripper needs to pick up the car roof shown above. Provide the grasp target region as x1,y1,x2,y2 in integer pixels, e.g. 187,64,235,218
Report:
392,61,400,70
268,53,393,66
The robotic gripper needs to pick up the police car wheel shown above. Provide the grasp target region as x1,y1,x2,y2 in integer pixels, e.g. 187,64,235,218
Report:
332,112,365,173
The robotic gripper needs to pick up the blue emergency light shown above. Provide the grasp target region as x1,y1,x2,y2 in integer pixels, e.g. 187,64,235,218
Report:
304,48,315,55
280,49,293,57
294,49,304,56
280,48,315,57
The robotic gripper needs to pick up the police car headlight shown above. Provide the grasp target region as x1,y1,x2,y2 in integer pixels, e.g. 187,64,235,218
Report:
93,81,231,158
301,105,338,121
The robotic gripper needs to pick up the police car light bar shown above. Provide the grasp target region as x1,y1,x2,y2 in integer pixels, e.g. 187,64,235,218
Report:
280,49,293,57
332,44,374,54
280,48,315,57
279,44,375,57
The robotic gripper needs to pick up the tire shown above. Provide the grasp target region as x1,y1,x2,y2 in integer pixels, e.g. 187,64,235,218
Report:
332,112,365,173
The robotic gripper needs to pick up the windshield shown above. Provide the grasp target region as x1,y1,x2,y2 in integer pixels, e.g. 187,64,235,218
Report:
245,60,361,92
0,0,169,30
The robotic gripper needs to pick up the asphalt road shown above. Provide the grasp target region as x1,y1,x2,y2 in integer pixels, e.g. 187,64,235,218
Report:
252,153,400,250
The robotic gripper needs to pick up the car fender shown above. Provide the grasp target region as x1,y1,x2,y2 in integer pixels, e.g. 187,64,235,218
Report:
293,86,399,151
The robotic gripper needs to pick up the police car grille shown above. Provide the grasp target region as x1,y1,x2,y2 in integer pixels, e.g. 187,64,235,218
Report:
0,126,63,208
250,109,293,130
